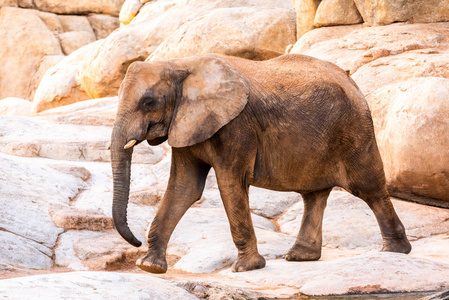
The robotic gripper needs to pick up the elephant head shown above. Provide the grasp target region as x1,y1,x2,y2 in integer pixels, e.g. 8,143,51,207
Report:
111,55,250,246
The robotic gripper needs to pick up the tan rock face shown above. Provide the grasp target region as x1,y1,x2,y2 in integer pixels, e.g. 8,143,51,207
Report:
368,77,449,207
0,7,62,100
59,31,97,55
352,51,449,95
314,0,362,27
290,22,449,75
149,7,296,61
354,0,449,26
290,0,321,38
33,0,125,16
87,14,120,40
32,41,103,113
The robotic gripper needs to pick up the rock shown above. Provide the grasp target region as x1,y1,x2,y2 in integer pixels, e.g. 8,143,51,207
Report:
0,272,200,299
77,22,151,98
119,0,143,25
28,55,65,101
0,7,62,100
72,234,147,270
0,0,18,6
58,15,94,33
38,96,118,126
0,154,85,247
87,14,120,40
290,22,449,75
0,116,164,163
221,253,449,295
79,0,294,98
0,153,87,270
290,0,320,38
352,51,449,96
33,0,125,16
49,204,113,231
166,208,294,273
279,191,381,251
354,0,449,26
248,187,301,219
0,231,53,270
288,24,362,54
0,97,31,116
47,164,91,181
34,10,63,34
198,183,301,219
366,77,449,207
32,40,103,113
59,31,97,55
314,0,362,27
55,230,102,270
54,208,155,270
148,7,296,61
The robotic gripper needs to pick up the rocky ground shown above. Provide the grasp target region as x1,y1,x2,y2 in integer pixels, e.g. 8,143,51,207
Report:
1,0,449,299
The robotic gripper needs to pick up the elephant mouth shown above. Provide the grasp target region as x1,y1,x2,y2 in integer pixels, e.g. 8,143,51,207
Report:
124,122,167,149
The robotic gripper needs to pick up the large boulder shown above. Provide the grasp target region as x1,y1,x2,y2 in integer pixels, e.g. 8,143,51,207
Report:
354,0,449,26
352,51,449,96
290,0,321,38
290,22,449,75
87,14,120,40
0,7,63,100
32,0,125,16
78,0,293,98
149,7,296,61
32,40,103,113
314,0,362,27
367,77,449,207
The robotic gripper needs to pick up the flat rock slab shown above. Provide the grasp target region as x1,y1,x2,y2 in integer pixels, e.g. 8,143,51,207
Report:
0,272,199,300
221,253,449,296
0,116,164,163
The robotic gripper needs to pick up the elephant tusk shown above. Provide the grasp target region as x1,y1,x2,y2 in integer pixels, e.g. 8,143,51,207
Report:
124,139,137,149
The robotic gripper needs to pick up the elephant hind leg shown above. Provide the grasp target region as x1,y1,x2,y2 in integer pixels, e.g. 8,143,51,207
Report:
357,188,411,254
345,151,411,254
285,187,332,262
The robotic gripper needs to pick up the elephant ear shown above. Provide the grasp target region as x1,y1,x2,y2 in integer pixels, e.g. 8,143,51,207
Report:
168,55,250,148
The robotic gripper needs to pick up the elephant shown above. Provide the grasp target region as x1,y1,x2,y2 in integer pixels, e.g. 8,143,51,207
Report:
111,53,411,274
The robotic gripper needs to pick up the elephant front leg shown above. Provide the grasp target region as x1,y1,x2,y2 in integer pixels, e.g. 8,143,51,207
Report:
217,177,265,272
285,188,332,261
136,152,210,274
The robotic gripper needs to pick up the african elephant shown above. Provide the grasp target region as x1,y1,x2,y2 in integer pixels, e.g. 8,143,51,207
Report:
111,53,411,274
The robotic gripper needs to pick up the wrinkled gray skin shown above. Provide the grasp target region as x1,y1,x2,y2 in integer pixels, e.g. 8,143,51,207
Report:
111,54,411,274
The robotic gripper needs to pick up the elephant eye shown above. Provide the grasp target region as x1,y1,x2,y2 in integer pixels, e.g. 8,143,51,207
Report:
142,97,155,108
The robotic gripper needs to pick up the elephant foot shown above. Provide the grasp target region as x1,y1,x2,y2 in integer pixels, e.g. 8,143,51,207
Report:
285,244,321,261
381,237,412,254
232,252,266,272
136,252,167,274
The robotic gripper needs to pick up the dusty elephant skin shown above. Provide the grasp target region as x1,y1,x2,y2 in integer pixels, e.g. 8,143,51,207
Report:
111,53,411,274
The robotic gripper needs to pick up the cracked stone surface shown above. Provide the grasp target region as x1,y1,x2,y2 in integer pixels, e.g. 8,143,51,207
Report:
0,116,164,163
0,153,85,269
0,272,199,300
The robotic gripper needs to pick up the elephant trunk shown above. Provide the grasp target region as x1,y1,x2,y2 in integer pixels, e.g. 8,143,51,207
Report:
111,123,142,247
